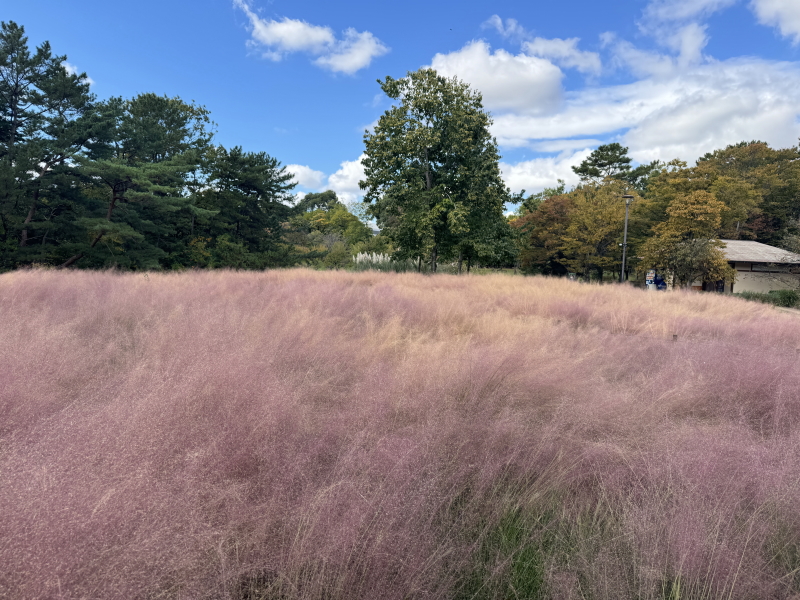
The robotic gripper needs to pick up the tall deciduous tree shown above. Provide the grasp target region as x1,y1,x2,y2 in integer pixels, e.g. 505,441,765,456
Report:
360,68,510,272
512,193,574,274
559,181,640,280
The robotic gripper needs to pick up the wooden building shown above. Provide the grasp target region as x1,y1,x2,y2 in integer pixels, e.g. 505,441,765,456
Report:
697,240,800,293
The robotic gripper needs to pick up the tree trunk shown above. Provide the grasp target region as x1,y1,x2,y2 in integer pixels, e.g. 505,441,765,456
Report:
20,188,39,247
431,243,438,273
457,249,463,274
424,148,432,191
417,256,422,273
467,256,472,273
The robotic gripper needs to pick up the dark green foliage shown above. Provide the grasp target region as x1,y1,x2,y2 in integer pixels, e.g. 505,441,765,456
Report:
624,160,664,194
735,289,799,308
572,143,632,182
361,68,511,272
0,21,302,272
0,20,95,269
197,145,296,264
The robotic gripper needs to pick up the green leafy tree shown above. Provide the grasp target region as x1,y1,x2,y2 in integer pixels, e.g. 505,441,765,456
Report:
624,160,664,194
360,68,510,272
59,95,216,269
697,141,800,243
286,190,380,268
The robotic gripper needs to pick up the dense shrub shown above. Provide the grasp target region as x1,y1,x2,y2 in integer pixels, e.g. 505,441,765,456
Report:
2,270,800,599
736,289,800,308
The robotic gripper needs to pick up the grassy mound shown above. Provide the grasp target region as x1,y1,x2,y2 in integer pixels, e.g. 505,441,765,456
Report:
2,269,800,599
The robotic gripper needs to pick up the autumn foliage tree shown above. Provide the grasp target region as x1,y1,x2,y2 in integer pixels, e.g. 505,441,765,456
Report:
640,190,735,288
559,181,639,280
513,193,573,274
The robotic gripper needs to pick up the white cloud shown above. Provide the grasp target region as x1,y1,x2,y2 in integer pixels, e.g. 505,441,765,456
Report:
482,15,601,75
643,0,737,23
523,37,602,75
666,23,709,65
750,0,800,44
489,57,800,165
314,29,389,75
286,164,326,189
62,62,95,86
244,16,333,56
531,139,605,153
327,155,366,203
429,40,563,114
500,150,588,195
233,0,388,73
482,15,526,40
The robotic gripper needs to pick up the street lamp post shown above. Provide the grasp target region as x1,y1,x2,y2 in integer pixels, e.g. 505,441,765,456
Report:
620,194,634,283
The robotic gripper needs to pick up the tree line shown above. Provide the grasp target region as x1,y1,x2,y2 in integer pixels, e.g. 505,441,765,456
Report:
0,21,386,272
3,20,799,278
513,141,800,284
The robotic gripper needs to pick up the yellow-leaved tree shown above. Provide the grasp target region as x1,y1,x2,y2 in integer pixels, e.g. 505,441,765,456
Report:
559,181,642,280
640,190,735,288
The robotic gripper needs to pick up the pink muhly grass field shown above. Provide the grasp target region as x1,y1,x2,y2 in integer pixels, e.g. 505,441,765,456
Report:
2,268,800,599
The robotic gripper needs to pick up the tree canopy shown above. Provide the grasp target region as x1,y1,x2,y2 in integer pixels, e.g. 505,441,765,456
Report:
3,21,800,282
360,68,511,272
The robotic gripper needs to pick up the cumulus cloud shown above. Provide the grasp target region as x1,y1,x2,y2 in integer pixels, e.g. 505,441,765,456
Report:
233,0,388,74
500,150,588,195
523,37,602,75
314,29,389,74
286,164,326,189
326,155,366,203
491,57,800,164
750,0,800,44
429,40,563,114
483,15,602,75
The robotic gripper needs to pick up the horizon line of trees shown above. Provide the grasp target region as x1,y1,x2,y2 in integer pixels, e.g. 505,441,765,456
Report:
0,20,389,273
513,140,800,286
3,20,799,280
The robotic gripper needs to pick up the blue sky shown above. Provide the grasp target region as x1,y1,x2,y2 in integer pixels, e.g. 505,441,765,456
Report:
5,0,800,202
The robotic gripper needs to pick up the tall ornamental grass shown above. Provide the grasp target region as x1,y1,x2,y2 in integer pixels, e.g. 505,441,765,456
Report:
2,269,800,599
351,251,417,272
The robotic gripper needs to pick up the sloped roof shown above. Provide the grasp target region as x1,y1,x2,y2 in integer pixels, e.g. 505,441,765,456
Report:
721,239,800,264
